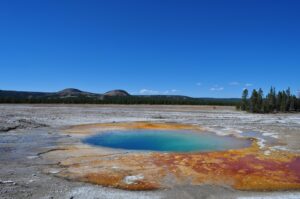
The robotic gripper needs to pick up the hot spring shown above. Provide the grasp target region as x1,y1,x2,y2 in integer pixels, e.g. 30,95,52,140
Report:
83,130,252,152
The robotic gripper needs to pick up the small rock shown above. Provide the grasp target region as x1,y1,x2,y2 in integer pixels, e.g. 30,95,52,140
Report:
27,155,39,159
123,174,144,185
48,169,61,174
0,180,16,185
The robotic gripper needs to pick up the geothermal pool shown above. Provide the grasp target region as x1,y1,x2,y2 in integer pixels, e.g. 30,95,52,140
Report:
83,130,251,152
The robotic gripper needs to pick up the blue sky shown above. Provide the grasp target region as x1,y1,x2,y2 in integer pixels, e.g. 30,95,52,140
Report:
0,0,299,97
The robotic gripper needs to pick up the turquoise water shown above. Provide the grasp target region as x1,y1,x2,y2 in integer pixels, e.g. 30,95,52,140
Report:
83,130,251,152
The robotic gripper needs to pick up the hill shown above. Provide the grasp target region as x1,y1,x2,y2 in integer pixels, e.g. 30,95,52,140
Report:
104,90,130,97
0,88,240,105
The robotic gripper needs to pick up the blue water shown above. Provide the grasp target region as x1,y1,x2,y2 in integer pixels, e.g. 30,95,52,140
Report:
83,130,251,152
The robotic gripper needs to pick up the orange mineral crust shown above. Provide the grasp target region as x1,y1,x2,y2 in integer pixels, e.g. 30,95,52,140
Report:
43,122,300,191
63,122,204,135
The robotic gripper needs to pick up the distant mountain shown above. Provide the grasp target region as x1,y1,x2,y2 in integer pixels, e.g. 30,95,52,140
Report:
104,89,130,97
0,88,130,100
0,88,98,99
0,89,51,98
0,88,240,105
57,88,84,95
56,88,101,98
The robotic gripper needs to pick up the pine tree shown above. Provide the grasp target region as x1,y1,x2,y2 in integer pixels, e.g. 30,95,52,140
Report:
277,91,282,112
286,88,291,111
280,91,287,112
239,87,299,113
289,96,296,112
250,89,259,113
267,87,276,112
257,88,264,113
241,89,249,111
296,100,298,111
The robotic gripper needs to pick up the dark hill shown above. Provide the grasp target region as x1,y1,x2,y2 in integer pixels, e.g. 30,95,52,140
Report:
104,90,130,97
0,88,240,105
58,88,83,95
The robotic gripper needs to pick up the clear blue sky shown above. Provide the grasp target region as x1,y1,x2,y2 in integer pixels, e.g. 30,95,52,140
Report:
0,0,299,97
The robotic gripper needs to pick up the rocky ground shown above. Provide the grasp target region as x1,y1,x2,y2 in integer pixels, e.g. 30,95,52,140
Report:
0,104,300,199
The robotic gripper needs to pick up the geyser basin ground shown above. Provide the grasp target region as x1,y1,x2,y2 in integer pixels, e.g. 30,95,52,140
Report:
42,122,300,191
83,130,252,152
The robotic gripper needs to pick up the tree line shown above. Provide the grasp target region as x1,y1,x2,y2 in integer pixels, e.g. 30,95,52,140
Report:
0,95,239,106
237,87,300,113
